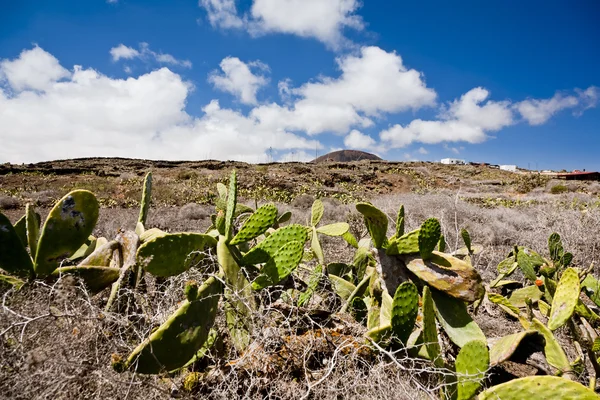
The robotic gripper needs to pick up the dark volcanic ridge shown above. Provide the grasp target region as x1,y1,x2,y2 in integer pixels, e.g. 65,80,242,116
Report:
312,150,382,163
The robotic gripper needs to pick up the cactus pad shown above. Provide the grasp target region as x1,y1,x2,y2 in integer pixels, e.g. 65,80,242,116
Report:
395,205,405,237
12,214,27,247
230,204,278,245
479,376,598,400
139,228,167,243
387,229,420,256
329,274,356,301
461,228,472,253
403,251,484,302
240,224,308,265
79,240,119,266
0,212,33,277
390,281,418,345
548,232,564,262
431,289,486,348
124,276,222,374
311,199,324,227
508,285,544,308
316,222,350,236
25,204,40,260
355,202,388,249
418,218,441,260
422,286,442,366
137,233,217,277
138,172,152,226
224,170,237,242
252,240,304,289
34,190,99,277
547,267,579,331
582,274,600,307
489,330,539,366
455,340,489,400
531,318,571,374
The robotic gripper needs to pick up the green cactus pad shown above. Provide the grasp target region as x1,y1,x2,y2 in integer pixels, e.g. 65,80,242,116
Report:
366,324,392,344
13,214,27,247
34,190,100,277
311,199,324,227
25,204,40,260
240,224,308,265
355,202,388,249
497,255,518,275
515,247,545,282
489,330,539,366
418,218,441,260
582,276,600,309
538,299,551,317
431,289,486,348
508,285,544,308
276,210,292,225
316,222,350,236
298,264,322,307
329,274,356,301
531,318,571,374
438,234,446,253
0,212,33,277
548,232,564,262
422,286,442,367
547,267,579,331
124,276,222,374
224,170,237,242
139,228,167,243
311,227,325,265
216,182,227,200
137,233,217,277
53,265,120,293
461,228,472,253
252,240,304,289
230,204,278,245
403,251,484,302
217,236,255,352
455,340,489,400
380,290,393,326
68,236,97,262
479,376,598,400
395,205,405,238
387,229,420,256
79,240,119,266
390,282,418,345
487,293,522,320
138,172,152,226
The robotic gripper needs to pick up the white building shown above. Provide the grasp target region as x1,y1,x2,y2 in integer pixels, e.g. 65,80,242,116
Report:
499,165,518,172
440,158,465,165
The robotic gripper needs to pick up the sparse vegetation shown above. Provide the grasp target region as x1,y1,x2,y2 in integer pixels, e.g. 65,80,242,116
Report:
551,184,569,194
2,160,600,399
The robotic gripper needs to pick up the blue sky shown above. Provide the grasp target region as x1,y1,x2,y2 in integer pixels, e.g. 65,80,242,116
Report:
0,0,598,170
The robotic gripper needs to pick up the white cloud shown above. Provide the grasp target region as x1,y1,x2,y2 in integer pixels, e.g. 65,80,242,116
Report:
110,44,140,61
199,0,363,49
278,150,314,162
0,46,319,163
109,42,192,68
208,57,269,105
200,0,245,29
251,46,436,136
417,147,428,155
515,86,599,125
343,129,384,154
0,46,70,92
380,87,513,148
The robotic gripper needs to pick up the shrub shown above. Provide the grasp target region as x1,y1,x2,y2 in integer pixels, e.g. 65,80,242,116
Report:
0,194,20,209
550,184,568,194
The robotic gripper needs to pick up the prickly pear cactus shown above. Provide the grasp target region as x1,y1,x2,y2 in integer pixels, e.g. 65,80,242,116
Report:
395,205,405,238
478,376,599,400
548,267,580,331
455,340,489,400
137,233,217,277
461,228,472,253
241,224,308,265
53,265,120,293
26,204,40,260
387,229,419,255
390,281,419,345
489,330,540,367
79,240,119,266
531,318,571,374
138,172,152,227
548,232,563,262
316,222,350,236
230,203,278,245
224,170,237,242
311,199,324,227
34,190,99,277
355,202,388,249
418,218,440,260
431,289,486,348
0,212,33,277
121,276,222,374
252,240,304,289
12,214,27,248
403,251,484,302
422,286,442,367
